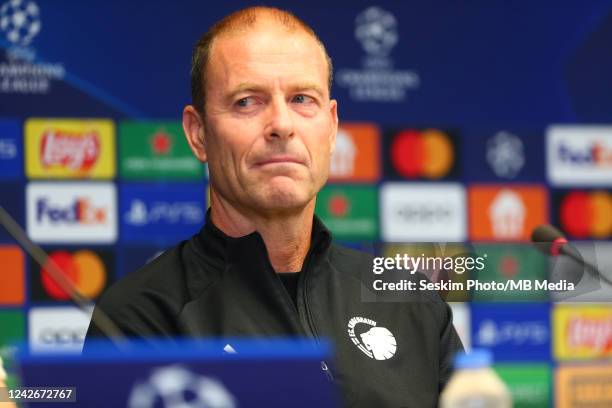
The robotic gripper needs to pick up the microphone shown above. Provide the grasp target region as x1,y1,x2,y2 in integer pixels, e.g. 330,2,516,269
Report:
531,224,582,262
531,224,612,287
0,206,127,349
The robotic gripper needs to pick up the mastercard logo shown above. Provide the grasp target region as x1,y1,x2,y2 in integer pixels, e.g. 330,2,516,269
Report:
559,191,612,238
390,129,454,179
41,250,107,300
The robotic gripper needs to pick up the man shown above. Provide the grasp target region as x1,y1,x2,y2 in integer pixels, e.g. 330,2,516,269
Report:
86,7,463,406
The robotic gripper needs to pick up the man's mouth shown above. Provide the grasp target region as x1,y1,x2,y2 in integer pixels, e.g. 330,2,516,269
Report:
254,155,305,167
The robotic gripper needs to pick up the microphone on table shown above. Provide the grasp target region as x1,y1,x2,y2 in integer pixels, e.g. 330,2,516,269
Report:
530,224,612,287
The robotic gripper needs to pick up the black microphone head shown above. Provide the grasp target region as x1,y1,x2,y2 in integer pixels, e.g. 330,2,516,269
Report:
531,224,565,255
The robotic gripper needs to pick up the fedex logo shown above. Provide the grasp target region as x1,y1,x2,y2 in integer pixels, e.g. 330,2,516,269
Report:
27,182,117,243
557,142,612,166
36,197,107,224
547,126,612,186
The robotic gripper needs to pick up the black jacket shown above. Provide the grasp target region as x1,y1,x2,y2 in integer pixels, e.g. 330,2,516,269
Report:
86,214,463,407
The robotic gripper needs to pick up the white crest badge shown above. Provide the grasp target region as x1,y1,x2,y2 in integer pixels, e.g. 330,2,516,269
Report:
348,316,397,360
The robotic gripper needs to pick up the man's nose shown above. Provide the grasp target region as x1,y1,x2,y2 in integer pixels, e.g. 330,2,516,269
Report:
265,97,294,140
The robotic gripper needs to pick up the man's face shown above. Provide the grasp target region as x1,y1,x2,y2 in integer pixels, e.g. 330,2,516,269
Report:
201,23,338,215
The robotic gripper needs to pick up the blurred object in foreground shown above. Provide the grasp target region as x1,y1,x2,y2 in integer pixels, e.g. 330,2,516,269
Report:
441,349,512,408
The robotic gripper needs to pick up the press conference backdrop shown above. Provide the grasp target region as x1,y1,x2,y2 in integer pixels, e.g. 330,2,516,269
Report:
1,1,612,407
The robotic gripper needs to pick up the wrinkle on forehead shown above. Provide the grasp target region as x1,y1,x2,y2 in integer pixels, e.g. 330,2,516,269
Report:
208,23,329,97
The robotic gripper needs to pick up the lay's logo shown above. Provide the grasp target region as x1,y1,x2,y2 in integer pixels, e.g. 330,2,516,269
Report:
26,119,115,179
554,305,612,360
567,316,612,354
40,130,100,170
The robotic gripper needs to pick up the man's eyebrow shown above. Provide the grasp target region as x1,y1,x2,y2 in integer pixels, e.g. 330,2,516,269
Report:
224,83,267,101
290,83,326,98
224,82,327,101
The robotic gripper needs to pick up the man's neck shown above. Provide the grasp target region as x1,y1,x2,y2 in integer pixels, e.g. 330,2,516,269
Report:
209,191,314,273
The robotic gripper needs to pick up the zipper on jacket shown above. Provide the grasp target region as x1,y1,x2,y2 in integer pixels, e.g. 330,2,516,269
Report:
262,237,336,382
299,243,336,382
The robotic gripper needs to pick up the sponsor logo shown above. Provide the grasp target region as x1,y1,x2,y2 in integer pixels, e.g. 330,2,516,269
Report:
557,190,612,239
25,119,115,179
476,319,548,347
0,0,40,46
119,122,203,180
471,303,550,360
26,182,117,243
120,184,205,243
315,185,377,240
486,131,525,179
0,137,17,159
0,246,24,305
387,129,456,179
347,316,397,360
547,125,612,186
469,185,548,241
335,7,420,102
0,0,66,94
31,249,110,301
40,129,100,170
129,366,236,408
381,182,466,241
471,244,549,301
555,365,612,408
354,7,397,57
0,119,22,179
554,305,612,360
329,123,380,182
28,306,92,353
493,364,551,407
0,310,24,347
124,199,203,226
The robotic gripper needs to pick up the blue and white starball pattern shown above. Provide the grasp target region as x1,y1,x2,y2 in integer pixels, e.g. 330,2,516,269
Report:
0,0,41,46
354,6,398,57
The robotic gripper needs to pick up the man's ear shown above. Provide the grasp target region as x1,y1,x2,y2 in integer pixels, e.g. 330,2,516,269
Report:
182,105,208,163
329,99,338,155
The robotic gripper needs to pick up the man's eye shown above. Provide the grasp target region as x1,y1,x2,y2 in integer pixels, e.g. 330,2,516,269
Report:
292,94,314,104
236,97,254,107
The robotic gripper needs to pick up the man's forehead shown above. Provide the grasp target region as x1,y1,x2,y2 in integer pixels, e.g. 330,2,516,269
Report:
213,22,323,60
208,23,328,81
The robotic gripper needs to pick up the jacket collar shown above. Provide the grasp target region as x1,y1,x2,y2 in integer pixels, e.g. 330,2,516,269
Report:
194,208,332,272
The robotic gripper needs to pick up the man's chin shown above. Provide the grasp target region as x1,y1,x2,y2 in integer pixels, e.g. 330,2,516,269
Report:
252,185,313,213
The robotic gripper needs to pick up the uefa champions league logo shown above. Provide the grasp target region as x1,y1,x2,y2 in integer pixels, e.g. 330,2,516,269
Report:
354,6,398,58
0,0,41,46
128,365,236,408
486,131,525,179
337,6,419,102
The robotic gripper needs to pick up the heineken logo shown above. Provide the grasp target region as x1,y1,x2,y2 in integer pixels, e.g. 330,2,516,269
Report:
150,131,172,155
